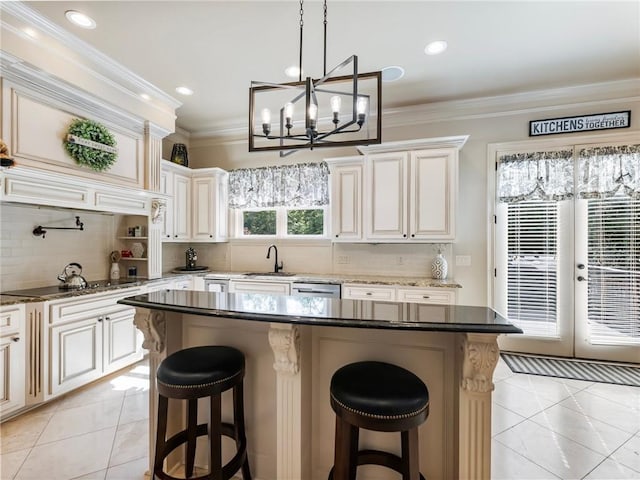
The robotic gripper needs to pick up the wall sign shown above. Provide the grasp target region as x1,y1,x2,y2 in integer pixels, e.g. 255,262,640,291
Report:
529,111,631,136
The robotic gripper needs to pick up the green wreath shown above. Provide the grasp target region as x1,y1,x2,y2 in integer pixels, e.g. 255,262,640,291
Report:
64,118,118,172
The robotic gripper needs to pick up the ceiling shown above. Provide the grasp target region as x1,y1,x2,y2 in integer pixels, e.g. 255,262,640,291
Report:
25,1,640,137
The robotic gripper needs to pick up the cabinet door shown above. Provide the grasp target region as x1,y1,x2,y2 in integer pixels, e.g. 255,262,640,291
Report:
0,308,26,418
192,176,216,240
160,169,174,241
330,162,363,241
366,152,408,240
173,173,191,240
49,317,102,397
409,149,457,240
342,284,396,302
102,307,143,375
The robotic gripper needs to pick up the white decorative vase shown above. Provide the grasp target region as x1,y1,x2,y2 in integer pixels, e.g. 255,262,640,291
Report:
431,253,448,280
110,262,120,280
131,242,145,259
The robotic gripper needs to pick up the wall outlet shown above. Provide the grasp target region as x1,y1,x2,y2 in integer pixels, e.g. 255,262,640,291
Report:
337,255,350,264
455,255,472,267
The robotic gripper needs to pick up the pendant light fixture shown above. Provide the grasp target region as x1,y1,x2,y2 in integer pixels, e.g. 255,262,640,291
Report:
249,0,382,156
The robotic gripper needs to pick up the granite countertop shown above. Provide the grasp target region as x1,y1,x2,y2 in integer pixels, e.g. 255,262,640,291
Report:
0,272,196,306
1,270,459,307
202,271,462,288
119,290,521,335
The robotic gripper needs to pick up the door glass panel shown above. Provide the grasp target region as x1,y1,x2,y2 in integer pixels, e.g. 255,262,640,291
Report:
506,200,559,336
587,195,640,346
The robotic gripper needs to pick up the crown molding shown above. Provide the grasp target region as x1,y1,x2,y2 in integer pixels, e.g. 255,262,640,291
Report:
356,135,469,155
190,78,640,142
0,2,181,110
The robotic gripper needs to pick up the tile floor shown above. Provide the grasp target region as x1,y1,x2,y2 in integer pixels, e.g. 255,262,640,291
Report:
1,357,639,480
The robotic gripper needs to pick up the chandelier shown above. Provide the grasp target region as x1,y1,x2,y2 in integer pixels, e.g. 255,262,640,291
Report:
249,0,382,156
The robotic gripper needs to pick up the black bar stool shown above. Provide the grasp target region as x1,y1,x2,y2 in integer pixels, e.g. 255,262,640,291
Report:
154,346,251,480
328,361,429,480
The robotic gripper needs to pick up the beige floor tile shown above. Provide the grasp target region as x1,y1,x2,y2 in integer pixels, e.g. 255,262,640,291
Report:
584,382,640,412
108,420,148,468
71,469,107,480
118,391,149,426
494,419,606,479
503,373,582,402
105,456,148,480
559,391,640,434
493,380,557,418
0,410,53,454
491,440,560,479
492,403,526,435
54,381,126,412
15,427,115,480
36,398,123,445
0,447,30,479
584,458,640,479
529,403,634,456
610,434,640,473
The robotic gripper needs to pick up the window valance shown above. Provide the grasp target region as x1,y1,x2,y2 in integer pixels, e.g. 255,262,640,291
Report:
497,150,574,203
228,162,329,209
577,144,640,199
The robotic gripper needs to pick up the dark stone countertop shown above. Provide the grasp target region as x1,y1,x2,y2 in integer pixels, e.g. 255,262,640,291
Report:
119,290,522,335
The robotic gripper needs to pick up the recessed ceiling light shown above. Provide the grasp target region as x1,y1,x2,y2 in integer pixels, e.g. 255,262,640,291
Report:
381,66,405,82
140,93,151,101
284,65,303,79
23,27,38,38
175,86,194,96
424,40,447,56
65,10,96,29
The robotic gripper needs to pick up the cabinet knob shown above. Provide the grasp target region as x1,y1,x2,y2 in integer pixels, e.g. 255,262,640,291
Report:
403,234,407,238
97,316,103,322
411,234,415,238
366,292,373,296
577,276,587,282
174,235,178,238
422,295,431,299
335,234,339,238
104,316,110,321
11,336,19,342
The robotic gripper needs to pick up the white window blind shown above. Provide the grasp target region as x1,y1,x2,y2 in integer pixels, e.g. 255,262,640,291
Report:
507,201,559,336
587,195,640,345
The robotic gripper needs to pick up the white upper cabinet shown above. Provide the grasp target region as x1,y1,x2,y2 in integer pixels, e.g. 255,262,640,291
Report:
326,156,364,241
160,160,228,243
328,136,467,243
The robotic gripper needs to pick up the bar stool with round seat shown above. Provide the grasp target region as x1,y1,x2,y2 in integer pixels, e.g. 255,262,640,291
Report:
328,361,429,480
154,345,252,480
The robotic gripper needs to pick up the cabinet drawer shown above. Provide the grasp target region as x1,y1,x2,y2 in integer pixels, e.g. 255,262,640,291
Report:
396,288,455,305
342,284,396,302
0,304,24,332
48,287,143,324
230,281,291,295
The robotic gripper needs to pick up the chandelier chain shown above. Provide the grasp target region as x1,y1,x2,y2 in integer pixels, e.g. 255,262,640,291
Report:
298,0,304,82
323,0,328,76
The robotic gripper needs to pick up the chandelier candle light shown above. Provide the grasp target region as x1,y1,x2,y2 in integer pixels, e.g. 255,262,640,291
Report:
249,0,382,156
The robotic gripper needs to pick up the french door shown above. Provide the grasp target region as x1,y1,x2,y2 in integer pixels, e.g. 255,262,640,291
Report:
494,141,639,363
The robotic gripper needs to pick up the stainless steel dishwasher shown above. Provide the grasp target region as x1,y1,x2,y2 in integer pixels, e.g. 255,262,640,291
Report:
291,282,341,298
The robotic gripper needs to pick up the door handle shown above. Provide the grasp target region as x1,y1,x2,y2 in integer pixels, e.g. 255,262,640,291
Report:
577,276,587,282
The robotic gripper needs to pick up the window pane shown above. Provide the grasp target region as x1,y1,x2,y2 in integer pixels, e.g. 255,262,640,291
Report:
243,210,276,235
287,209,324,235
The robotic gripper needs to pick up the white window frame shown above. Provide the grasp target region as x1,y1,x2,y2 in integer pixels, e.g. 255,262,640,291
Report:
232,206,329,239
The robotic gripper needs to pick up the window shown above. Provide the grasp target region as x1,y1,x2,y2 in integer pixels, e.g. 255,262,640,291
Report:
237,207,327,238
228,162,330,239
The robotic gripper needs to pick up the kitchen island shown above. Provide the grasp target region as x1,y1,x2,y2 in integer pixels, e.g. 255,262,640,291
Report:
119,290,521,480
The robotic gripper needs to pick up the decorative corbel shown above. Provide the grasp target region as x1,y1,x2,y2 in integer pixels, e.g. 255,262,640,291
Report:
460,335,499,393
133,309,166,355
268,325,301,375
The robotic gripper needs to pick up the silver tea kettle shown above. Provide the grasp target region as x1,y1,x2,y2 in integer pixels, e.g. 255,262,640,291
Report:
57,262,88,290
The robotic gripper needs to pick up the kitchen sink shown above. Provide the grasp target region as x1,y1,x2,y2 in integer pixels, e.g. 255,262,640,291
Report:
243,272,297,277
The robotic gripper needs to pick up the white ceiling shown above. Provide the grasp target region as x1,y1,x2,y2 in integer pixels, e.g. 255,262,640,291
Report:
25,1,640,137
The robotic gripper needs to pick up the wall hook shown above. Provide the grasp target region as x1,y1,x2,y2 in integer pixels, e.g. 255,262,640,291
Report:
33,216,84,239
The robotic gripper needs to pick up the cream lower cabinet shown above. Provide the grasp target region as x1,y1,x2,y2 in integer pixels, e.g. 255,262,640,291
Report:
343,283,456,305
46,287,143,398
161,160,228,243
0,304,26,419
229,280,291,295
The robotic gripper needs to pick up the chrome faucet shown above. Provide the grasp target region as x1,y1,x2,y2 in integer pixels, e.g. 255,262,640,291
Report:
266,244,283,273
